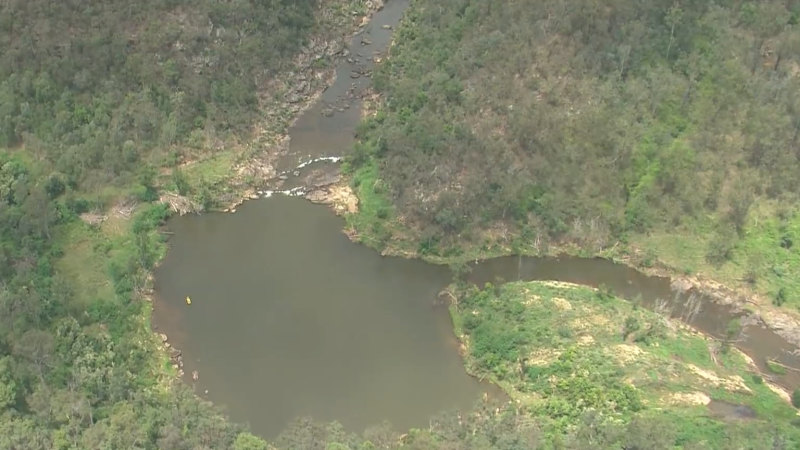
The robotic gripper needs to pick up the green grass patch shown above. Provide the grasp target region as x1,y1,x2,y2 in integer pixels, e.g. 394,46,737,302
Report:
630,228,712,274
451,280,800,446
766,359,788,375
626,201,800,314
54,222,116,308
180,150,236,190
735,208,800,309
344,158,397,249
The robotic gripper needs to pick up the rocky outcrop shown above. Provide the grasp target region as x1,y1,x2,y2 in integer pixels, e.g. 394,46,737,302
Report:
305,180,359,215
221,0,388,209
159,332,185,377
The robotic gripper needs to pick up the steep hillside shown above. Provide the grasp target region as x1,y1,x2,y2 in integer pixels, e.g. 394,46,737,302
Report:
0,1,375,447
347,0,800,311
0,0,373,198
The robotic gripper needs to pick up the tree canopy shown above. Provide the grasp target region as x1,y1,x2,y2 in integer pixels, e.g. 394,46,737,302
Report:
0,0,317,189
354,0,800,249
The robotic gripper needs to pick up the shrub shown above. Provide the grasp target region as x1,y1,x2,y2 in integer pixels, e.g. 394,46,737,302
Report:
774,287,788,307
623,316,640,340
706,228,736,265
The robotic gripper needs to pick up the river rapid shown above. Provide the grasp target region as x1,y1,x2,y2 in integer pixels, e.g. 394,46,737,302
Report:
152,0,800,439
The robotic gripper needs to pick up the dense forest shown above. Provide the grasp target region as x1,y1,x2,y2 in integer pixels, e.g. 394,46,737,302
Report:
0,0,371,448
1,144,253,448
0,0,323,190
350,0,800,310
4,0,800,447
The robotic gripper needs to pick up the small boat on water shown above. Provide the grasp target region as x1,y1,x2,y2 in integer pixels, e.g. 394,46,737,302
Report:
185,296,192,305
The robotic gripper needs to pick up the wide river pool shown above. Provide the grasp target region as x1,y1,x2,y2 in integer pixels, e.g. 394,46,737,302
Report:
152,197,502,437
152,0,800,439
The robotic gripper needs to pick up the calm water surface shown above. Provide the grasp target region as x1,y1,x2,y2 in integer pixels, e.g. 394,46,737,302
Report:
153,205,800,438
156,0,504,438
153,197,500,437
152,0,800,439
469,256,800,390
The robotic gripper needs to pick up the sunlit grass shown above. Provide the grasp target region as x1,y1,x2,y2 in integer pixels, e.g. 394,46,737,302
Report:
179,150,236,189
54,222,116,308
451,280,799,445
344,159,397,249
626,200,800,312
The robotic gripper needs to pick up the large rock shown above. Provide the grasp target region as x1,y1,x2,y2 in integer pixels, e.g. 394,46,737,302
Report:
305,182,359,215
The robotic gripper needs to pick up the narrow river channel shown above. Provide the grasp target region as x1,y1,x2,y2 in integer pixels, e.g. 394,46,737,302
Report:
152,0,800,440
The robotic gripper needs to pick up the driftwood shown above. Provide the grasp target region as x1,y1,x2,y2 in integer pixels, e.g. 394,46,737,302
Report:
159,193,202,215
79,212,108,226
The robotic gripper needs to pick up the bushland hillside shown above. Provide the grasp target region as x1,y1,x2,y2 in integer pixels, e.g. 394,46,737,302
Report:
350,0,800,310
0,0,371,447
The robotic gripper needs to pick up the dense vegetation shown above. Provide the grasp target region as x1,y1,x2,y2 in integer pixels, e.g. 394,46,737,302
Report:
347,0,800,310
0,153,260,448
0,0,327,191
5,0,800,447
448,281,800,448
0,0,371,447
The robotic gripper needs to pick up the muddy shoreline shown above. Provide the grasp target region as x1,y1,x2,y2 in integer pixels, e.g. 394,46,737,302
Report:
154,0,800,402
153,0,389,376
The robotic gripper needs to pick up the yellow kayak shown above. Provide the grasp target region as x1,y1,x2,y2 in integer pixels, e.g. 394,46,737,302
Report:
185,296,192,305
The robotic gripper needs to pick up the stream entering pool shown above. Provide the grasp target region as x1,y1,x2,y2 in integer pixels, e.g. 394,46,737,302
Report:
153,196,800,437
152,0,800,440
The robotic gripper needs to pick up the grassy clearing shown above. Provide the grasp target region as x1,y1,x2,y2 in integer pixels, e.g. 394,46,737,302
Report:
736,206,800,309
627,227,713,276
451,281,800,446
54,222,116,308
344,159,400,249
626,200,800,312
178,150,237,191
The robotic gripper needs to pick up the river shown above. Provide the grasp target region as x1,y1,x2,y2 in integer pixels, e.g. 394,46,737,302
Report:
154,0,505,437
468,256,800,391
152,196,501,437
152,0,800,440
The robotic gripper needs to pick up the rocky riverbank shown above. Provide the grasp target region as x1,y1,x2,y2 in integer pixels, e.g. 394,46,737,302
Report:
153,0,388,383
157,0,389,214
621,250,800,350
